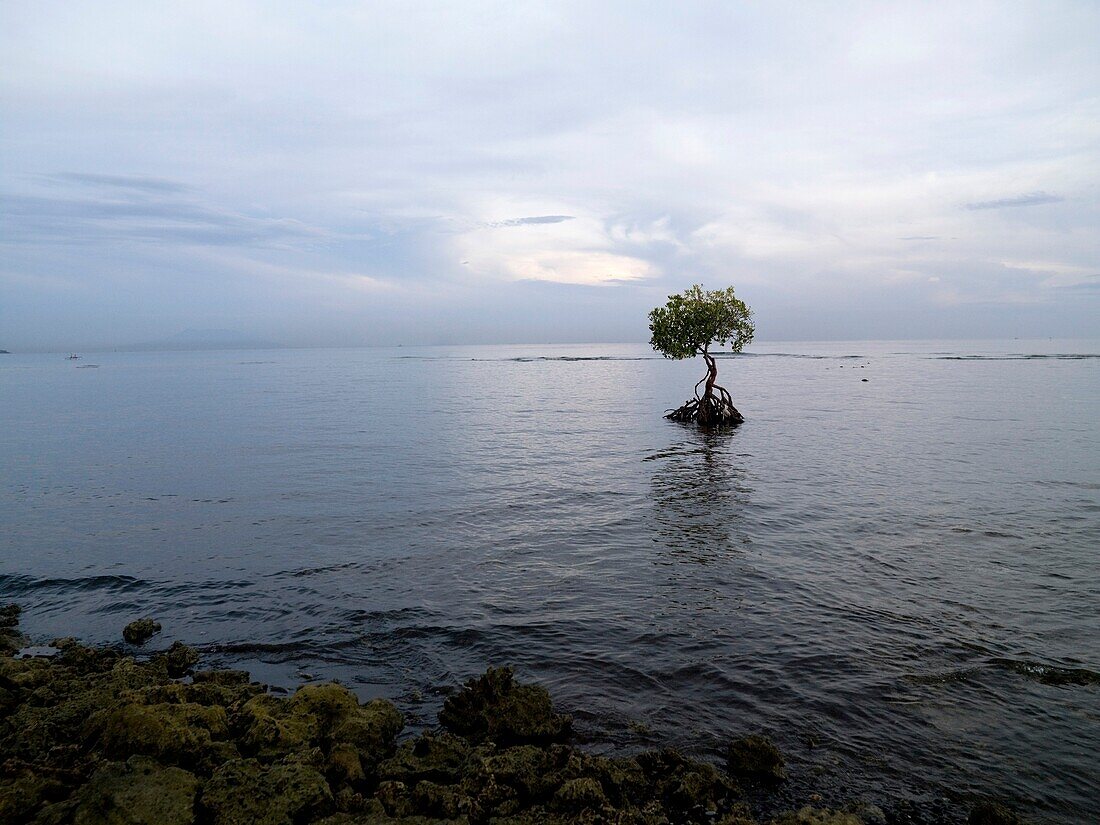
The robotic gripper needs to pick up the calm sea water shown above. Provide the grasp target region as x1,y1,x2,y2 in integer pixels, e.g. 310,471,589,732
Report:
1,341,1098,822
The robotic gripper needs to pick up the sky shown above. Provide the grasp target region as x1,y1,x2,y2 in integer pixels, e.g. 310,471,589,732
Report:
1,1,1098,350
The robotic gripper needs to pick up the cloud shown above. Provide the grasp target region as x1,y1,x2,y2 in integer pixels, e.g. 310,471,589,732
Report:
487,215,575,227
0,190,318,247
1,2,1099,346
964,192,1064,210
47,172,189,193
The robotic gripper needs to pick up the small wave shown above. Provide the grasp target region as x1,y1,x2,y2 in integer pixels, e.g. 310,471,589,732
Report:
991,659,1100,686
0,573,146,596
909,659,1100,688
931,354,1100,361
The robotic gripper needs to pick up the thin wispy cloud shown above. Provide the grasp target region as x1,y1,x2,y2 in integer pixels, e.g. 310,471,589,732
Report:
47,172,190,193
964,192,1065,210
487,215,575,227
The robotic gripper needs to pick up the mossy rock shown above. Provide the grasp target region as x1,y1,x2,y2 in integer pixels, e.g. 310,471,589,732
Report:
379,732,471,785
154,642,200,678
200,758,334,825
122,619,161,646
439,668,570,746
90,701,234,769
0,772,69,824
727,735,785,782
236,683,403,768
70,755,200,825
551,777,608,813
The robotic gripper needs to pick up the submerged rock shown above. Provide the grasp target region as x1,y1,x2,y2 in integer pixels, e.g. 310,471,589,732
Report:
123,618,162,645
727,734,785,782
439,666,571,746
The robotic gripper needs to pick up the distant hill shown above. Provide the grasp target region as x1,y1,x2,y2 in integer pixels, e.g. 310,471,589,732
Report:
125,329,279,351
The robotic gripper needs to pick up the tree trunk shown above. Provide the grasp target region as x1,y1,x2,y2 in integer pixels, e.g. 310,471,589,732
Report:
664,346,745,427
699,350,718,425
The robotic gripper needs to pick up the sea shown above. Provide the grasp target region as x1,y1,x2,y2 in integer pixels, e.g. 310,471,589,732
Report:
1,340,1097,823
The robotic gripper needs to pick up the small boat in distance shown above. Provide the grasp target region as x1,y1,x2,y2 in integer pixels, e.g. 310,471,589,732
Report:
66,353,80,360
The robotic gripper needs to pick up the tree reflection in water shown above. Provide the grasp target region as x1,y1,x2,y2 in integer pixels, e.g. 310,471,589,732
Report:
645,426,753,564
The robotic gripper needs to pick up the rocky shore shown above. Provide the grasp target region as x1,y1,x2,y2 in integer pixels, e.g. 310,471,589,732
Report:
1,606,1022,825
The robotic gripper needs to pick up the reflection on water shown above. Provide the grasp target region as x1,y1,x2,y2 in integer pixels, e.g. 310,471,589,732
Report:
647,428,751,564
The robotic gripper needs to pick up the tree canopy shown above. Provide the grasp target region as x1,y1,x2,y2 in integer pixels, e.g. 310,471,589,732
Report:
648,284,754,359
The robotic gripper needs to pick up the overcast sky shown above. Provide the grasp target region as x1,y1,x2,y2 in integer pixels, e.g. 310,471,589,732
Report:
2,1,1098,350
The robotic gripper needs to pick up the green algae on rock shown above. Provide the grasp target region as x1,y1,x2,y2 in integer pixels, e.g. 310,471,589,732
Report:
122,619,161,646
438,666,571,746
70,756,199,825
3,607,1015,824
727,734,785,782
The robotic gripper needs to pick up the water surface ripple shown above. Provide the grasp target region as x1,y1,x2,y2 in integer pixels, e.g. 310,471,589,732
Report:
1,340,1098,823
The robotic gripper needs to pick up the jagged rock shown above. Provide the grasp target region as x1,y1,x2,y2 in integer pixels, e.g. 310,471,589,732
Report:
236,682,403,771
200,758,334,825
378,732,471,784
123,619,162,645
728,734,785,781
551,777,608,812
156,642,200,678
70,756,199,825
439,667,571,746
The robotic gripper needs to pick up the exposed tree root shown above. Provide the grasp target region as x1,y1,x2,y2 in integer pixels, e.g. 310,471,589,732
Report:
665,382,744,426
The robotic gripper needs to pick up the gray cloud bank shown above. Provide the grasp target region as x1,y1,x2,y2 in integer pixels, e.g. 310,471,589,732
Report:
1,1,1098,350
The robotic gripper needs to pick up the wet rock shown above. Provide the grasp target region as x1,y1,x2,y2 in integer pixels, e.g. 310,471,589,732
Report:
200,758,334,825
156,641,200,678
969,801,1026,824
769,807,862,824
70,755,199,825
193,668,252,686
235,682,403,774
0,604,23,655
727,734,785,781
636,748,739,815
551,777,608,812
0,603,21,628
123,618,162,645
440,667,571,746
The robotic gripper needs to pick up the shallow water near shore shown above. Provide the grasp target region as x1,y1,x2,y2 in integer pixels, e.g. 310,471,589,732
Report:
2,339,1098,822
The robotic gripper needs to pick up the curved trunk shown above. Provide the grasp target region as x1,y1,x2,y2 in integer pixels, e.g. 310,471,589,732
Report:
699,351,719,425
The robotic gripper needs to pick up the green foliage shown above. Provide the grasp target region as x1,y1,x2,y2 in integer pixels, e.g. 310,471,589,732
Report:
648,284,754,360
